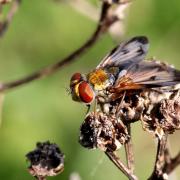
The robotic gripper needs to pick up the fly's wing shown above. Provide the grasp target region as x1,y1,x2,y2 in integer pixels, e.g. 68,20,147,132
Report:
96,36,149,70
112,60,180,92
130,61,180,87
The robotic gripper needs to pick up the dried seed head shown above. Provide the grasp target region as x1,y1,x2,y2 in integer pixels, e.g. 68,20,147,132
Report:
159,94,180,131
26,141,64,179
141,89,180,139
79,112,129,152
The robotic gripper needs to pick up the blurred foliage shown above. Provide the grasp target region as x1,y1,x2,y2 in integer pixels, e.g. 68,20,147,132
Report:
0,0,179,179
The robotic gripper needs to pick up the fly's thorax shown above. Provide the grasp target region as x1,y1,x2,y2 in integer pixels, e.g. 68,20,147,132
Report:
87,69,115,91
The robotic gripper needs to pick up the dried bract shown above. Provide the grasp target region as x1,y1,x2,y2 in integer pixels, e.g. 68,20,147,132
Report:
79,112,129,152
26,141,64,179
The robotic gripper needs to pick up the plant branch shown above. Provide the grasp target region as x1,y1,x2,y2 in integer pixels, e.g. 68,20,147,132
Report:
164,151,180,175
0,1,114,92
0,0,21,37
124,124,135,173
36,176,46,180
105,151,138,180
149,135,180,180
148,134,168,180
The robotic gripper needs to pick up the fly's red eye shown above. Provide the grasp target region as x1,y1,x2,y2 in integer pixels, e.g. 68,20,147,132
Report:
71,73,82,82
70,73,82,87
78,82,94,104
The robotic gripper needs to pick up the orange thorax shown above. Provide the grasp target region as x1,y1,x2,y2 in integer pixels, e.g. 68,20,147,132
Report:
87,69,109,90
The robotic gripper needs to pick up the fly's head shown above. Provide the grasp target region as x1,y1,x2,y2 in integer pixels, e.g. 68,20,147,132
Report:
70,72,95,104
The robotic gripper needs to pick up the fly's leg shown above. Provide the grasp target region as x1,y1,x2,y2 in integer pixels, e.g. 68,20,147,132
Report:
86,104,91,114
116,91,126,117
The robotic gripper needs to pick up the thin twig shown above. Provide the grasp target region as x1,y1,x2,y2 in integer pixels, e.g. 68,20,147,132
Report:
149,137,180,179
164,151,180,175
67,0,99,21
105,151,138,180
124,124,135,173
36,176,46,180
0,2,114,92
148,134,168,180
0,0,21,37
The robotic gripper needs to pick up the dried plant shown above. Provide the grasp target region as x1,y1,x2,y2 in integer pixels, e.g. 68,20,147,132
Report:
71,36,180,179
0,0,179,180
26,141,64,180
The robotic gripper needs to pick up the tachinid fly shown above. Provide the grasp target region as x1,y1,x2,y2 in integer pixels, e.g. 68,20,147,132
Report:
70,36,180,106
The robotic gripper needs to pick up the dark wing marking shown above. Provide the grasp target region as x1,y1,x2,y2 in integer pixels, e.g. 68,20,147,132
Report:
113,60,180,91
96,36,149,70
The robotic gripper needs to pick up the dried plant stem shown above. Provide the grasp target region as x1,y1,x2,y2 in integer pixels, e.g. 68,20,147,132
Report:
105,151,138,180
164,151,180,175
0,0,21,37
0,2,113,92
148,135,180,179
149,134,168,180
36,176,46,180
117,0,132,5
124,124,134,173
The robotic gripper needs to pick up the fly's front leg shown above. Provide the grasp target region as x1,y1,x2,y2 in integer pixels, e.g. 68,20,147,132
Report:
86,104,91,114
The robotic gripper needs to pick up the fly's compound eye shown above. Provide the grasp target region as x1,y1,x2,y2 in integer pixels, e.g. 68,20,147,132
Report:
70,73,82,87
78,82,95,104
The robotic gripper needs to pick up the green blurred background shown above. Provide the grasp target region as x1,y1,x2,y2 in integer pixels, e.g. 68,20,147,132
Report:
0,0,179,179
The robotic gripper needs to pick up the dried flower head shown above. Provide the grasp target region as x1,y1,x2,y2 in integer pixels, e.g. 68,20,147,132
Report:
26,141,64,179
79,112,129,152
141,88,180,139
159,93,180,129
